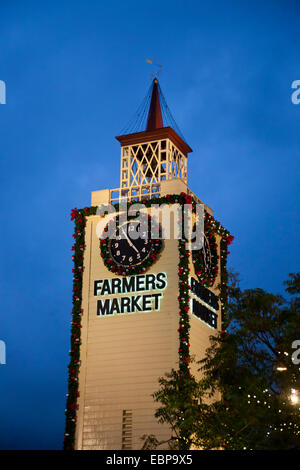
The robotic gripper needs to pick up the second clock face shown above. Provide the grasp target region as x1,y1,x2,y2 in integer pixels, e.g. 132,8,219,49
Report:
108,220,152,267
199,235,212,273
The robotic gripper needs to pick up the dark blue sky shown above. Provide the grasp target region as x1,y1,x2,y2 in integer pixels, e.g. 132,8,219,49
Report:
0,0,299,449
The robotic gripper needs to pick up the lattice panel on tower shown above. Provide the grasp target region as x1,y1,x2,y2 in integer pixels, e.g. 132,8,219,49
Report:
120,138,187,193
169,141,187,181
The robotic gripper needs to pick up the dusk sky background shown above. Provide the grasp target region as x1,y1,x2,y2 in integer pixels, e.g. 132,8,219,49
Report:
0,0,299,449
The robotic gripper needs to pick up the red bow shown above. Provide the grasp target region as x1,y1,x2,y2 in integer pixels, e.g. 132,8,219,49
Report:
70,208,78,221
226,235,234,245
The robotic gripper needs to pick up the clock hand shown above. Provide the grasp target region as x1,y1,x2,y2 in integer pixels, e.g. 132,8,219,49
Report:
121,226,139,254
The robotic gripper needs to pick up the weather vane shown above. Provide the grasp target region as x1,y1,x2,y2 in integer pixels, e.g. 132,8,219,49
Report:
146,59,162,79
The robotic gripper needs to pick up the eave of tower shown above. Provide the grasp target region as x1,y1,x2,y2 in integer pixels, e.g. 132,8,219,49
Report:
115,126,192,157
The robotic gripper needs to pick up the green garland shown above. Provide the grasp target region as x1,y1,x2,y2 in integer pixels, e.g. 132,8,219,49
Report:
177,238,191,376
63,193,233,449
63,205,97,451
220,237,232,331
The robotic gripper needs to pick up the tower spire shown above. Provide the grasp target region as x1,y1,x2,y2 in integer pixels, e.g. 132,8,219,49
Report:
145,78,163,131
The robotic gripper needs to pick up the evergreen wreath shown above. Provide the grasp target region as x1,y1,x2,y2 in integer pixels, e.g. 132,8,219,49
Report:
99,214,163,276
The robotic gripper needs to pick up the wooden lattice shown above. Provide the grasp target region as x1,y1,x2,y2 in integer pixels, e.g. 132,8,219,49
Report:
119,137,187,195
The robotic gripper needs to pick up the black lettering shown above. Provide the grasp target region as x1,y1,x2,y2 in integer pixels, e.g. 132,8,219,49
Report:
191,277,197,292
211,312,217,328
94,280,103,296
110,298,120,314
210,293,219,310
145,274,156,291
120,297,131,313
122,276,136,293
142,295,153,311
136,275,146,292
101,279,111,295
111,278,122,294
152,293,162,310
97,299,112,316
130,296,142,312
190,277,219,311
192,298,217,329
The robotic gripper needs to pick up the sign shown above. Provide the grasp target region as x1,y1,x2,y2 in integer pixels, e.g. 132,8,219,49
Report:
189,276,219,329
190,277,219,310
94,272,167,316
190,298,218,329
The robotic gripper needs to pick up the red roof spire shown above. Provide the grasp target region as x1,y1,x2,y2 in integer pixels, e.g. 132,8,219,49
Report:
146,78,163,131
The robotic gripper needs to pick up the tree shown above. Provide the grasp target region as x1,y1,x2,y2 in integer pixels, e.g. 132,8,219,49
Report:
141,368,201,449
143,272,300,450
197,271,300,449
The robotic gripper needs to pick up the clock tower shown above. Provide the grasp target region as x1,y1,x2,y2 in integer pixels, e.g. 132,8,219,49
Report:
64,79,232,450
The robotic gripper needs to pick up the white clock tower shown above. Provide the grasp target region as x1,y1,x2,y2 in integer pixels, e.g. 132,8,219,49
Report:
64,78,231,450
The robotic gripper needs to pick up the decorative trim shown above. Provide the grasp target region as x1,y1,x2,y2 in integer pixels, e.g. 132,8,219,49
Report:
116,126,192,156
177,238,191,376
63,206,96,451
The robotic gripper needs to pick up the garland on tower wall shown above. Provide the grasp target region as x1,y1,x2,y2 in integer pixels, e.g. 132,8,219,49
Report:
63,193,233,450
64,205,97,451
220,236,233,331
177,238,191,377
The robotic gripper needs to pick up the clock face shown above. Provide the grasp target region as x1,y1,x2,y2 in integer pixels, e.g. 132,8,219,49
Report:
108,220,152,267
100,215,163,276
192,231,218,287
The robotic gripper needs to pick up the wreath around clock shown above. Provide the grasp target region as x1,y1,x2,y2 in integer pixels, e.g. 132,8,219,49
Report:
99,215,163,276
192,226,219,288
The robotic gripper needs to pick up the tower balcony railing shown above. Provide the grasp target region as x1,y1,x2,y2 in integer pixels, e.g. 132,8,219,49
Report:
108,181,205,208
109,183,161,204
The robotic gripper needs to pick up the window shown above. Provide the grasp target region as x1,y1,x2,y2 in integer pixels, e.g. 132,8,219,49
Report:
122,410,132,449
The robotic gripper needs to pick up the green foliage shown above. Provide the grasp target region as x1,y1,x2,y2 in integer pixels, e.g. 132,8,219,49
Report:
146,272,300,450
198,271,300,449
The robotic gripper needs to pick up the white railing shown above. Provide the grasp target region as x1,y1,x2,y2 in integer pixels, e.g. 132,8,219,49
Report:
109,184,161,203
